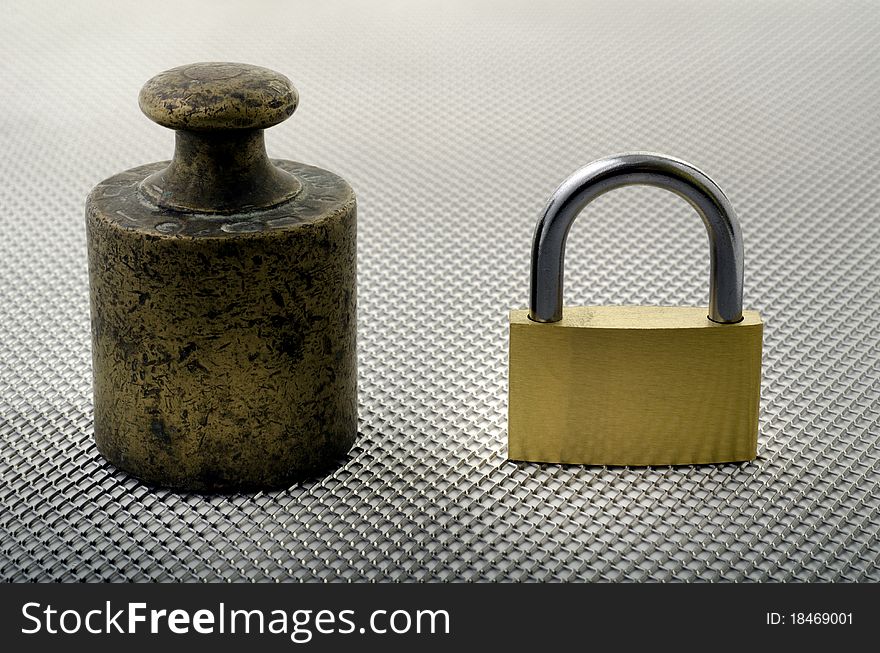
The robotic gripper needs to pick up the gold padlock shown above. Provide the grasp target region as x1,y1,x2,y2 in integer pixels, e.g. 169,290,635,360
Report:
508,153,763,466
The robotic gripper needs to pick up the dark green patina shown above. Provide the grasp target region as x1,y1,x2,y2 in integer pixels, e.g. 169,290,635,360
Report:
86,63,357,492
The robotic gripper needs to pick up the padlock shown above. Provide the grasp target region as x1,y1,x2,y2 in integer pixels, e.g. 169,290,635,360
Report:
508,153,763,466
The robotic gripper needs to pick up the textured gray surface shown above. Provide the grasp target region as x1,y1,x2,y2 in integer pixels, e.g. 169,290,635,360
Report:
1,0,878,582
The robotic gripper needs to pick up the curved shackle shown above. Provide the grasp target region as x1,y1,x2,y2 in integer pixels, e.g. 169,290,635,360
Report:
529,152,744,324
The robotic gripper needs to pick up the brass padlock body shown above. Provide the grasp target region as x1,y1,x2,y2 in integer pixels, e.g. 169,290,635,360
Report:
509,306,762,466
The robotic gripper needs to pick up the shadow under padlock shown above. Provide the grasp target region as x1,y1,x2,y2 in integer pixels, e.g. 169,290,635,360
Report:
507,153,763,466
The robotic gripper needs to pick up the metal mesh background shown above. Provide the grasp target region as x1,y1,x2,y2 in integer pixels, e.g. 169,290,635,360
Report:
1,0,878,582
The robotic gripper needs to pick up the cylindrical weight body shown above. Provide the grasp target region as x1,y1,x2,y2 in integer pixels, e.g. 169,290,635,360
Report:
86,160,357,491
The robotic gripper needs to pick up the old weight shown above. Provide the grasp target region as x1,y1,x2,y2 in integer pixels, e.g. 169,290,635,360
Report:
86,63,357,491
508,153,763,466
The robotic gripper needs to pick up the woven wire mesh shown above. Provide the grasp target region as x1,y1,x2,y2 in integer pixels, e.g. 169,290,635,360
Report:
1,0,878,582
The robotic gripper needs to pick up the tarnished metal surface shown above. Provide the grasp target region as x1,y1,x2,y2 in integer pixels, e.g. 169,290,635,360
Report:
139,62,299,132
86,63,358,491
1,0,878,580
87,160,357,492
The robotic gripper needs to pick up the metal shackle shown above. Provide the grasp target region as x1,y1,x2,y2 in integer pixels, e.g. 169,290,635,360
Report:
529,152,744,324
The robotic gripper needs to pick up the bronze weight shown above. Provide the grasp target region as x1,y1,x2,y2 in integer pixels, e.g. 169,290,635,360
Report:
86,63,357,491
